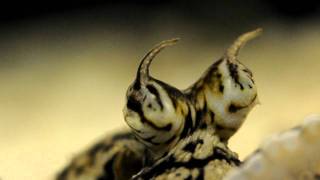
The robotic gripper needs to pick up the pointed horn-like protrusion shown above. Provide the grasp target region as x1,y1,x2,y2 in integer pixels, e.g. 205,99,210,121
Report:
137,38,179,84
225,28,263,61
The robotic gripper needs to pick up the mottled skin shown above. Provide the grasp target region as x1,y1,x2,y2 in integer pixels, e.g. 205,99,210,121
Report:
132,127,240,180
123,39,197,160
57,131,146,180
58,29,320,180
57,29,261,180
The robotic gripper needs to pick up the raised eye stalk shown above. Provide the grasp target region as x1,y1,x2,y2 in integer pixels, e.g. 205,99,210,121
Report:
225,28,263,61
137,38,179,85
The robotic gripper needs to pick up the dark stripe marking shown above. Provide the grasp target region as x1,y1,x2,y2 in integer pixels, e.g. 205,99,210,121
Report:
142,135,162,146
74,166,85,176
164,135,177,145
195,168,204,180
133,80,141,90
127,96,142,114
195,110,203,128
185,59,223,98
199,123,207,129
195,103,207,129
180,108,194,139
215,124,237,132
228,94,257,113
209,111,215,124
228,104,240,113
111,132,134,141
127,96,173,131
133,131,161,146
88,142,107,158
56,166,70,180
146,84,164,110
141,135,156,143
219,84,224,93
97,154,117,180
183,139,204,153
87,142,112,166
208,59,223,73
185,175,192,180
152,78,185,100
142,121,172,131
133,146,240,179
227,61,244,90
242,68,253,77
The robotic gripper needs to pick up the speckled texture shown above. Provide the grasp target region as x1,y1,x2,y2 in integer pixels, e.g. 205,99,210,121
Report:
56,30,320,180
57,29,261,180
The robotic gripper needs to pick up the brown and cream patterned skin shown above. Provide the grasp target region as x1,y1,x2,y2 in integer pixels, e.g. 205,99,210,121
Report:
56,29,320,180
128,29,261,180
184,29,261,142
132,127,240,180
57,131,146,180
57,29,261,180
123,39,197,160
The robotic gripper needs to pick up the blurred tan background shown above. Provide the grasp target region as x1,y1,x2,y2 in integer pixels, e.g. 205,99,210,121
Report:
0,1,320,180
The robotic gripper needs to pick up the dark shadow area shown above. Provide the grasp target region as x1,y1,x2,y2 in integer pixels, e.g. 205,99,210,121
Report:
0,1,319,26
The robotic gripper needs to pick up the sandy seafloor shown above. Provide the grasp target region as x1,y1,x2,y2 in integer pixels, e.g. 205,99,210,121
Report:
0,18,319,180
